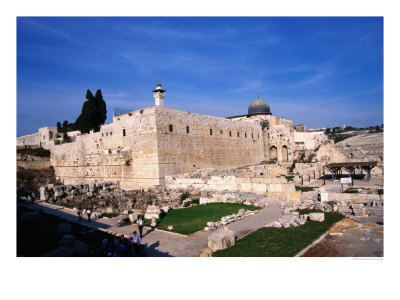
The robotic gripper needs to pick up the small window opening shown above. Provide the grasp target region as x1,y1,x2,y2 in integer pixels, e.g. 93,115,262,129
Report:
220,130,223,134
229,131,232,137
169,124,173,132
123,129,126,136
186,126,189,134
210,129,213,135
245,133,247,138
237,132,240,137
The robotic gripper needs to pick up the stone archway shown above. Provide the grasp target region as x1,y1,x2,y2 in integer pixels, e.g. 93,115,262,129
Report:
282,145,288,162
270,146,277,160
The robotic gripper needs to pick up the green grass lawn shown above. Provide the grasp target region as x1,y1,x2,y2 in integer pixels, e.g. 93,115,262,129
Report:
146,203,260,235
213,211,344,257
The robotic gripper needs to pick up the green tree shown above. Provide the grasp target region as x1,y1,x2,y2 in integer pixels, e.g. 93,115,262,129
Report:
74,89,107,133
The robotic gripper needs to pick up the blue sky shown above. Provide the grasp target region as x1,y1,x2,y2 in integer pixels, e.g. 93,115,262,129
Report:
17,17,383,136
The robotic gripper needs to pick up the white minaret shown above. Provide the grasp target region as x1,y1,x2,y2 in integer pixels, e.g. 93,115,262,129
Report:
152,83,166,107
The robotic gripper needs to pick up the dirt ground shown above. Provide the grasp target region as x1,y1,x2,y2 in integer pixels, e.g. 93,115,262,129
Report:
302,208,383,257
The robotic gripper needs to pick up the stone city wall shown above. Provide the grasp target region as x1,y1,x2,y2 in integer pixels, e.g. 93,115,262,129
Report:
294,131,327,150
155,106,266,179
50,107,160,190
17,132,41,147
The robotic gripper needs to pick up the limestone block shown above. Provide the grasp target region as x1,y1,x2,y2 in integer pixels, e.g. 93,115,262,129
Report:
128,213,138,223
291,211,300,218
287,192,301,202
59,234,75,246
161,206,171,213
238,208,245,216
290,221,298,227
294,217,304,225
208,229,236,252
320,192,329,202
200,197,210,204
204,227,210,231
221,217,228,222
57,223,72,235
283,208,292,215
272,221,282,228
309,213,325,222
167,225,174,230
207,222,215,227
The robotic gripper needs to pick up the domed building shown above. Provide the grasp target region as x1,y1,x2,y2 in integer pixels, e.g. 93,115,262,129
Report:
248,98,271,116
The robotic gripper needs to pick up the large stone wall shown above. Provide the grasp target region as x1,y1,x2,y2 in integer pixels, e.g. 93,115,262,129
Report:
17,132,40,147
155,107,266,181
18,105,298,190
50,107,160,189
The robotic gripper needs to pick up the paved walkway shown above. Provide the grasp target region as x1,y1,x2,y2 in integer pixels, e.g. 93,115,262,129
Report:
23,200,283,257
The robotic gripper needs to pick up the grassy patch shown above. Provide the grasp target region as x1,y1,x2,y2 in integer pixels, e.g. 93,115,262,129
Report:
213,211,344,257
150,203,260,235
295,186,316,192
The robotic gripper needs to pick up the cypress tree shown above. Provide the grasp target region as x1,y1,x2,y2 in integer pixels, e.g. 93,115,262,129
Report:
74,89,107,133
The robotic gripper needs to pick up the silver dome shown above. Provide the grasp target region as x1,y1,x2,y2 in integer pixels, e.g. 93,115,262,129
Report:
248,99,271,115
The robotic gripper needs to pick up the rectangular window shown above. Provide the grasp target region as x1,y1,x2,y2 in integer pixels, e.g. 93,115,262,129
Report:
245,133,247,138
220,130,223,135
123,129,126,136
106,132,108,136
237,132,240,137
186,126,189,134
169,124,173,132
229,131,232,137
251,133,254,139
210,129,213,135
110,132,112,136
258,134,260,139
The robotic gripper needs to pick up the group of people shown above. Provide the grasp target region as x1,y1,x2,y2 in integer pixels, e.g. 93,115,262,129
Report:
98,231,143,257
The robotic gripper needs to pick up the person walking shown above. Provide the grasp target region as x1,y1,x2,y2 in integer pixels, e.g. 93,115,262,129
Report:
131,231,142,256
137,216,144,238
76,206,82,221
86,208,92,222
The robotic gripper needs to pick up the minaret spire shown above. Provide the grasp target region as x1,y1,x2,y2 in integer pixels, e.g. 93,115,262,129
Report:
152,83,166,107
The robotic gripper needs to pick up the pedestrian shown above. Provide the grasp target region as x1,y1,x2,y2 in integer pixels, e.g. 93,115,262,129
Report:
131,231,142,256
87,208,92,222
137,216,144,238
317,192,321,202
76,206,82,221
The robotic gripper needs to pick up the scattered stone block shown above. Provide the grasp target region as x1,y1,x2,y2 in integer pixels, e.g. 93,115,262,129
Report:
294,217,304,225
167,225,174,230
207,222,215,227
290,221,298,227
309,213,325,222
208,229,236,252
128,213,137,223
